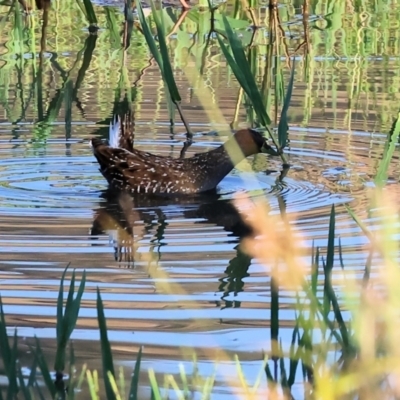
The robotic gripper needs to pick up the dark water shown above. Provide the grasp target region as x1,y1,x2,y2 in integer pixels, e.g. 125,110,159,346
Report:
1,0,400,396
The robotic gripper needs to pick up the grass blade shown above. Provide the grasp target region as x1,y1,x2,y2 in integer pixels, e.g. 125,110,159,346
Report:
270,276,279,357
137,1,192,136
311,242,319,296
123,0,134,49
6,330,18,399
28,354,38,387
323,205,350,350
136,1,163,73
0,301,19,397
56,266,68,344
149,2,181,102
0,296,12,380
82,0,98,25
345,205,373,242
277,58,295,149
374,111,400,187
325,204,335,274
148,369,162,400
219,15,271,127
18,362,32,400
287,326,300,387
33,338,56,398
265,361,274,383
105,8,121,47
128,346,143,400
64,80,73,139
96,288,116,400
55,269,86,372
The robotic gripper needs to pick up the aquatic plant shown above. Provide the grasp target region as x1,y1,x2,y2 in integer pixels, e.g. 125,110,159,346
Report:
136,0,193,139
75,0,98,31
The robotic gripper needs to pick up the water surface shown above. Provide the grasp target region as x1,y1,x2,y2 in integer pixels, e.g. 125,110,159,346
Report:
0,0,400,396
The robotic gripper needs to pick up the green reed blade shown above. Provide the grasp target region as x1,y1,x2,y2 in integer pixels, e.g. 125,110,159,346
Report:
323,205,350,349
149,1,181,103
33,338,56,398
338,237,345,270
66,270,86,333
34,379,46,400
82,0,98,25
274,58,283,115
136,1,164,74
363,248,373,285
104,8,121,47
67,343,76,400
137,1,193,136
74,34,98,93
321,258,330,319
28,354,38,387
374,111,400,187
75,0,88,23
64,80,73,139
166,88,176,128
18,362,33,400
5,329,18,398
178,363,189,398
0,387,3,400
278,58,295,149
0,296,12,378
125,0,134,22
201,373,215,399
128,346,143,400
13,0,24,55
69,341,75,370
219,14,271,127
75,365,87,394
287,326,299,387
264,361,274,383
325,204,335,274
217,36,250,96
270,276,279,350
311,243,319,296
218,37,271,128
96,288,116,400
0,300,19,397
345,205,373,242
279,348,288,389
55,269,86,372
123,0,134,49
56,266,68,343
148,369,162,400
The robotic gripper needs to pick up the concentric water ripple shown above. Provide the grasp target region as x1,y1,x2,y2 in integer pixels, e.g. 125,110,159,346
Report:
0,138,353,215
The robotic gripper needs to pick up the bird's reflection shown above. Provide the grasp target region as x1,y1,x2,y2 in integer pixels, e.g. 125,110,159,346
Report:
90,190,256,303
90,190,254,263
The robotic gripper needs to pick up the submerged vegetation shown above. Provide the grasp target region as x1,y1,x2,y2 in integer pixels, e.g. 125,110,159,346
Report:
0,0,400,398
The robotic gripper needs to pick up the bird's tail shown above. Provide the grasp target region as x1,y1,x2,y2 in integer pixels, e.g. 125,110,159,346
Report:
108,115,121,148
108,113,134,152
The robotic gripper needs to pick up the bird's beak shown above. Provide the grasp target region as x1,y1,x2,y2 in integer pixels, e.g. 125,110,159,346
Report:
260,142,281,156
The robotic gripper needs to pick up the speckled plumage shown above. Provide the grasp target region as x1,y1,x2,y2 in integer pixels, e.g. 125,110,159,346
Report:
91,117,270,194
